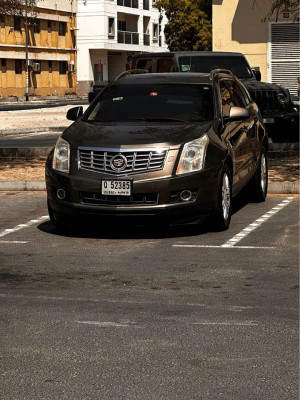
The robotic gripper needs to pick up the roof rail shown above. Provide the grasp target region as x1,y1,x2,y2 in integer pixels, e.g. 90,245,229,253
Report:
210,69,234,80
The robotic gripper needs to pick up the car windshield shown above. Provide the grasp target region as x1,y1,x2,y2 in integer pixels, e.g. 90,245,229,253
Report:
178,56,253,79
86,83,214,122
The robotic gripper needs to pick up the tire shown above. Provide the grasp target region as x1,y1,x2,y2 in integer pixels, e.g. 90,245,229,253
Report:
212,165,232,231
250,147,268,202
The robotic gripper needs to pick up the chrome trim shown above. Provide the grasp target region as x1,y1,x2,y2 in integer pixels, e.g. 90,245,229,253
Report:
78,147,169,176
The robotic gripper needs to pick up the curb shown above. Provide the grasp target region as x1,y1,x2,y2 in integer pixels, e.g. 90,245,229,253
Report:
0,126,65,137
0,180,298,194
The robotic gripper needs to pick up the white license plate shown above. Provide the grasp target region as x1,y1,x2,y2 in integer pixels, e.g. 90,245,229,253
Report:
263,118,275,124
101,180,131,196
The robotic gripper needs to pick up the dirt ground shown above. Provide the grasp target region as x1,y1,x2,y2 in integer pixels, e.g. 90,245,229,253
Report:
0,156,299,182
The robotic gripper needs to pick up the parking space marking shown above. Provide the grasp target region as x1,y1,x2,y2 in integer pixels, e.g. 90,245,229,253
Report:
76,321,138,328
221,197,295,248
173,197,295,250
0,215,49,239
0,241,28,244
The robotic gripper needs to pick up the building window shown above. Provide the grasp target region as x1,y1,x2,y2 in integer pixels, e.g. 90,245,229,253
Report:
58,22,66,36
34,20,40,34
0,15,5,24
48,20,51,29
49,61,53,72
15,59,23,74
59,61,68,74
118,20,126,31
14,16,22,32
108,17,115,36
153,23,158,41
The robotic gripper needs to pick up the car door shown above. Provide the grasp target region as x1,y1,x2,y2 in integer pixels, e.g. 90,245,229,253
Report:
219,79,255,192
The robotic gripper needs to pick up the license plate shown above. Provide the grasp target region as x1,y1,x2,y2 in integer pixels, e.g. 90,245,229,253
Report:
101,180,131,196
263,118,274,124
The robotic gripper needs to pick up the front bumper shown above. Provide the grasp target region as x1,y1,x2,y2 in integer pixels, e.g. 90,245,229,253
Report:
45,165,220,225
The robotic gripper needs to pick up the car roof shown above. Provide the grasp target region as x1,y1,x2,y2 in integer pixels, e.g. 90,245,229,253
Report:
131,51,245,58
116,72,214,85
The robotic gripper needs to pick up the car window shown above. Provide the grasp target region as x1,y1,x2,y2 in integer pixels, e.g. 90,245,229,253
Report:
136,59,153,72
178,56,253,79
157,58,175,72
86,83,214,123
219,79,248,116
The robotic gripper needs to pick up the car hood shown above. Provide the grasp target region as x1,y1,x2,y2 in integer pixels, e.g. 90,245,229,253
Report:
241,79,287,92
62,120,213,148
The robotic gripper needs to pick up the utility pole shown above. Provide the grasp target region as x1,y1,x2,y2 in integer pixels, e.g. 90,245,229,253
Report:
25,0,29,101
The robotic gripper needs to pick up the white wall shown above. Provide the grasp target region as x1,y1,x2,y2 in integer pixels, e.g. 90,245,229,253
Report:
76,0,168,91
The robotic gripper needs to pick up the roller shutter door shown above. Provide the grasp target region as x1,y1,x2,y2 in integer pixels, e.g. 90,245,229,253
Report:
269,22,300,96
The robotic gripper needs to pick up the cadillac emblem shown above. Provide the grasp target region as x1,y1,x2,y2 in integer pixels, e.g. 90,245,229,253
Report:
110,154,127,172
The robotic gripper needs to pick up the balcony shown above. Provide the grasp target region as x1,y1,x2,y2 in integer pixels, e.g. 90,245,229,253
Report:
117,0,138,8
143,34,150,46
118,30,139,45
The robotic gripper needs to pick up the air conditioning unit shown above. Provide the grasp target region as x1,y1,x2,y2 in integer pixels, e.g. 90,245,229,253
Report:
68,62,75,73
32,62,41,72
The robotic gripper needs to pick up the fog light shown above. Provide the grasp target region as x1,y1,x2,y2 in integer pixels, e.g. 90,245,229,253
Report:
57,188,66,200
180,190,193,202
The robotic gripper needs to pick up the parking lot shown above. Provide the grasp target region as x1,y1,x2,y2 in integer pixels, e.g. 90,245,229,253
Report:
0,191,299,399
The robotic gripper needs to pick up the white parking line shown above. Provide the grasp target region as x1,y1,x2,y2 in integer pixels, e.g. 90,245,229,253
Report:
173,197,295,250
0,215,49,239
76,321,138,328
221,197,295,248
193,321,258,326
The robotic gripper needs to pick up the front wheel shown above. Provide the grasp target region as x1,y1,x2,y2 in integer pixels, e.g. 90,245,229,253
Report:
250,148,268,202
212,165,232,231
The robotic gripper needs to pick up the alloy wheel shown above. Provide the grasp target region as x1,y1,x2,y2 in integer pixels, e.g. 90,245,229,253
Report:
222,173,231,221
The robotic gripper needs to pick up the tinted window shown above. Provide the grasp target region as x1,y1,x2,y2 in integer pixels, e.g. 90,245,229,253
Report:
86,83,214,122
136,59,153,72
219,79,248,116
157,58,175,72
178,56,253,79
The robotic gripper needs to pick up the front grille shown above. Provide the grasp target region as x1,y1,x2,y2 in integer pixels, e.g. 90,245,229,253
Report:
80,191,159,205
78,148,168,175
249,90,282,113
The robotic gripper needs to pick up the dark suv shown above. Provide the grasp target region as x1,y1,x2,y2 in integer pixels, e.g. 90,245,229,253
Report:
131,51,298,140
46,70,268,231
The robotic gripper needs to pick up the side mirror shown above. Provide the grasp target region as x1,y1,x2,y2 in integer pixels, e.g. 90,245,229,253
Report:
88,91,96,103
252,68,261,82
66,106,83,121
224,106,250,124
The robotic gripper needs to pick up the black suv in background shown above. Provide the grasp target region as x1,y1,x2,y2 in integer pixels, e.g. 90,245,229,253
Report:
130,51,298,141
47,70,268,231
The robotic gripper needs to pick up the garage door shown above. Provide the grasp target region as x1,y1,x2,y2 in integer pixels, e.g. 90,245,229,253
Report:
269,22,300,96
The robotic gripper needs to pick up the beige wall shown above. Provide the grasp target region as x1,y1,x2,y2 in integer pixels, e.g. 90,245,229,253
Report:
212,0,292,82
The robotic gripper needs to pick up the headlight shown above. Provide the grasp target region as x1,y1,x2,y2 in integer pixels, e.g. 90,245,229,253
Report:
52,137,70,173
277,90,288,105
176,134,209,175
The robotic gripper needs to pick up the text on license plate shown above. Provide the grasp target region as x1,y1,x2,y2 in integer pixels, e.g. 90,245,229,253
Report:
101,180,131,196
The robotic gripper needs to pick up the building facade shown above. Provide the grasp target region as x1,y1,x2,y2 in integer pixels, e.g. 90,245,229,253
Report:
212,0,299,96
0,0,77,98
76,0,168,93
